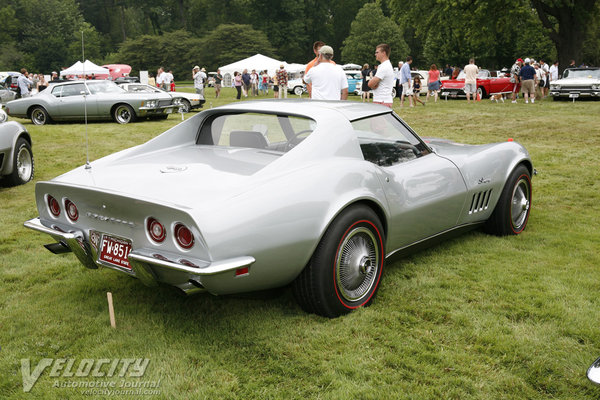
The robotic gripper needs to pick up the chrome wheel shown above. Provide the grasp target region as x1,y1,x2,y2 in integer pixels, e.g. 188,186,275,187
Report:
31,107,48,125
16,145,33,182
180,100,191,113
511,177,530,231
294,86,303,96
0,108,7,123
335,227,379,302
114,105,134,124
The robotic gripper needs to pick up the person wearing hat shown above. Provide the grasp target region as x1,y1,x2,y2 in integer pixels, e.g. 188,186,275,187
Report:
519,58,537,103
193,65,207,99
276,64,288,99
510,58,523,103
303,45,348,101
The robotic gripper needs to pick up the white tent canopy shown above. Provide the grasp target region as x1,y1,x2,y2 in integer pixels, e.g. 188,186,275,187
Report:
218,54,306,86
60,60,110,76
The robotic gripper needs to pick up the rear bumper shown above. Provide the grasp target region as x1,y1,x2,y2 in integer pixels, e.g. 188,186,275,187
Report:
24,217,255,294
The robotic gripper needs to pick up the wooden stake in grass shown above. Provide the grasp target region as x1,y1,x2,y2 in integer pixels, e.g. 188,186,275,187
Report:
107,292,116,329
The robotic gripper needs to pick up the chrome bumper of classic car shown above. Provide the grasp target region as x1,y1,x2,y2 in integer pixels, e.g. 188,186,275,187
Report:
24,217,255,294
550,87,600,98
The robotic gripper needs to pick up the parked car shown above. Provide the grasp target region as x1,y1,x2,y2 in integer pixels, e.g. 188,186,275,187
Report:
440,69,513,99
6,80,180,125
118,83,203,113
287,78,306,95
206,72,217,87
0,72,21,92
549,67,600,100
0,82,16,104
0,121,34,186
345,71,362,95
24,100,533,317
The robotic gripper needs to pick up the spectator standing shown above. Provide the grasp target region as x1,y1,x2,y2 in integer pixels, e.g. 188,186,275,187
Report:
214,69,223,98
395,61,403,99
304,41,326,98
166,70,175,91
549,60,559,84
361,64,372,102
260,70,269,95
303,45,348,100
250,69,259,96
148,73,156,87
51,71,59,82
17,68,33,98
276,65,288,99
464,58,479,103
426,64,440,102
412,76,425,106
233,72,243,100
37,74,48,92
272,73,279,98
519,58,537,103
157,67,165,89
398,56,414,107
368,44,395,108
444,64,453,77
539,60,550,97
534,63,544,99
193,66,207,98
241,69,250,97
510,58,522,103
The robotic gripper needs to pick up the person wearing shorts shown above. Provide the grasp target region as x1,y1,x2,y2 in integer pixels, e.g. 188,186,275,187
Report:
463,58,478,102
519,58,536,103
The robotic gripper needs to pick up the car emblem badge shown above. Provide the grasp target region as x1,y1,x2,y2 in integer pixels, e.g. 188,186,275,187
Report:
160,165,187,173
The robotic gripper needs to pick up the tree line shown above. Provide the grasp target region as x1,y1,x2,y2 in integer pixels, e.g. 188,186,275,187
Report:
1,0,598,80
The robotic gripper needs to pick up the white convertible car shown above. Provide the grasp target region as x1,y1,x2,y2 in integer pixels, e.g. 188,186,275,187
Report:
550,67,600,100
25,100,533,317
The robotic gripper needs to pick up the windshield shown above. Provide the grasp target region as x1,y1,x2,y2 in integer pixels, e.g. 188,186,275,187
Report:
456,70,489,80
86,81,126,94
197,112,316,153
125,84,162,93
562,69,600,79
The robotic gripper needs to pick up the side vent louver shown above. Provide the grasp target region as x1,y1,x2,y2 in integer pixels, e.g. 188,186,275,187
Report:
469,189,492,214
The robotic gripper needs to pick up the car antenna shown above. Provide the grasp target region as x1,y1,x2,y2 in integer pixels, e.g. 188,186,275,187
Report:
81,31,91,170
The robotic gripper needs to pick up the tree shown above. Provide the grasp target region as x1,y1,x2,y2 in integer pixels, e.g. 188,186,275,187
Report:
531,0,599,71
341,3,408,65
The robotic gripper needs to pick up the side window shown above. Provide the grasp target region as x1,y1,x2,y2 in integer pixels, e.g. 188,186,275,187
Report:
51,85,63,98
61,83,87,97
352,114,430,167
198,113,315,152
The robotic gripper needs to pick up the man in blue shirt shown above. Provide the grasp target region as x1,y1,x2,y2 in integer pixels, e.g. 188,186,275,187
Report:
400,56,413,107
519,58,537,103
17,69,34,98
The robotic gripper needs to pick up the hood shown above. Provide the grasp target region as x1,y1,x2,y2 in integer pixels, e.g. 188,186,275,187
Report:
553,77,600,86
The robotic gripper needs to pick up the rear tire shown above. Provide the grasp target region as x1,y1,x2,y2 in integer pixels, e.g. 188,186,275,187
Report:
293,205,385,318
485,164,531,235
30,106,49,125
6,137,34,186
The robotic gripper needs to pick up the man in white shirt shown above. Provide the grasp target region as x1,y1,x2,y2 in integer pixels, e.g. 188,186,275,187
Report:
549,61,559,82
303,45,348,100
156,67,165,89
463,58,479,103
193,66,207,98
368,44,395,107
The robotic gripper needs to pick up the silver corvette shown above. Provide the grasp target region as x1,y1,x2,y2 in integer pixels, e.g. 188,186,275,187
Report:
0,121,34,186
6,80,180,125
24,100,533,317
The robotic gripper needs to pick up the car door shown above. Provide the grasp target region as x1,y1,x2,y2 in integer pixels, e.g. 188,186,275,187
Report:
53,82,97,119
352,114,467,250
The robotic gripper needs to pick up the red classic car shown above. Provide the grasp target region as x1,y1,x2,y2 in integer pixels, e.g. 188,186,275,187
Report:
440,69,512,99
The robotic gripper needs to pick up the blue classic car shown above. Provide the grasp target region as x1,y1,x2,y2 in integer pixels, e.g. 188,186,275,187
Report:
345,71,362,95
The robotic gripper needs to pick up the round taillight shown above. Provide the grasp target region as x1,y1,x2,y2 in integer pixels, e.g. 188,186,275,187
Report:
65,199,78,222
174,223,194,249
47,195,61,217
147,217,166,243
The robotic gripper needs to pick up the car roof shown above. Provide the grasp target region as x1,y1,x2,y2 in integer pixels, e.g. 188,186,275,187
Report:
210,99,392,121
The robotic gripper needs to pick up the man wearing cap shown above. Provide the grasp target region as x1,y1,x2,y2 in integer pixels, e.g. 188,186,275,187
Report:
519,58,537,103
303,45,348,101
510,58,523,103
276,64,288,99
193,66,207,98
368,44,396,108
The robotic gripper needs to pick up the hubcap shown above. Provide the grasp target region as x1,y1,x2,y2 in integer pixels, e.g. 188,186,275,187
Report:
511,177,530,230
16,146,32,181
336,226,379,302
32,110,46,125
116,107,131,123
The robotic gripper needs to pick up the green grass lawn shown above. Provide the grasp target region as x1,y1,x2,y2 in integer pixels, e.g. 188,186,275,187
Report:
1,88,599,399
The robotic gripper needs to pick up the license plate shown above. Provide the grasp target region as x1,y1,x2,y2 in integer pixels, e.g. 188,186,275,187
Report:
450,93,457,98
99,235,132,269
569,93,579,98
441,92,448,96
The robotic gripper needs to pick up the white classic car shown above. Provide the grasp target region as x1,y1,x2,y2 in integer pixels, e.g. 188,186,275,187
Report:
118,83,205,112
550,67,600,100
0,121,34,186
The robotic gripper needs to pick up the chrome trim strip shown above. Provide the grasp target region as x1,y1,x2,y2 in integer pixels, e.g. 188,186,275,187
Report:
127,252,255,276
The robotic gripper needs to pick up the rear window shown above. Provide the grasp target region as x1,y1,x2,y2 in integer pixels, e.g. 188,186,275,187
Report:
197,113,315,153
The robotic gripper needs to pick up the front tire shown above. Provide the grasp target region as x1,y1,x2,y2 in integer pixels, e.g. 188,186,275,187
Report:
113,104,136,124
485,164,531,235
6,137,34,186
293,86,303,96
30,106,49,125
180,99,191,113
293,205,385,318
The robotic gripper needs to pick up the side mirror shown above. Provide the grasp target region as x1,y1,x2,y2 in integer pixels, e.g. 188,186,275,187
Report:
587,356,600,384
